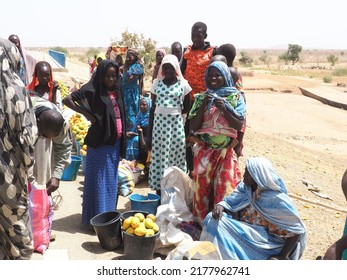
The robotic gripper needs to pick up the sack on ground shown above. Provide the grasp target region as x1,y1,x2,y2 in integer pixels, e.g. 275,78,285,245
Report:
118,163,135,197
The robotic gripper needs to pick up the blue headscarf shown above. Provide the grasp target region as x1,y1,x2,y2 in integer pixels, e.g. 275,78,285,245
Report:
134,96,152,129
205,61,240,112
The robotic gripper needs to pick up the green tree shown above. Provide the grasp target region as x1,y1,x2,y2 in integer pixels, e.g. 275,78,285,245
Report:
327,54,339,66
280,44,302,65
238,51,253,66
111,30,157,77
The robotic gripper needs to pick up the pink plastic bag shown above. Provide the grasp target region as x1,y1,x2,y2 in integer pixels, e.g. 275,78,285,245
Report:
28,183,54,254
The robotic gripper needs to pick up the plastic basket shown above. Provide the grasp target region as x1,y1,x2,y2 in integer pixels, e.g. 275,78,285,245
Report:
61,155,82,181
128,193,160,215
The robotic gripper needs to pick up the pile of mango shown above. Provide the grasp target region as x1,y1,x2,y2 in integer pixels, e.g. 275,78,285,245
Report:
58,80,70,99
122,213,159,237
69,113,89,152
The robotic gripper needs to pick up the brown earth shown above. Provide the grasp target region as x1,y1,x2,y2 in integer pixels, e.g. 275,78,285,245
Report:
31,59,347,260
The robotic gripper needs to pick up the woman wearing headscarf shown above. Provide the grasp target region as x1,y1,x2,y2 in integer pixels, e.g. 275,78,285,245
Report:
149,54,191,194
0,37,37,259
188,61,246,225
200,157,307,260
122,49,144,132
62,60,126,225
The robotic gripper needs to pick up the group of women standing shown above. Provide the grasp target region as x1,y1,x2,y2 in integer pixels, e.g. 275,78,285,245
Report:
62,44,307,260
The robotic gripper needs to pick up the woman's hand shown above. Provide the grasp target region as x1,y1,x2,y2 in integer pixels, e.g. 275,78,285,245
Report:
212,205,224,220
126,131,138,137
213,97,226,111
51,80,59,90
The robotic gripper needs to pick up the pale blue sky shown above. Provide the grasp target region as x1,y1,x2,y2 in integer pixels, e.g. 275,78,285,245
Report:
2,0,346,49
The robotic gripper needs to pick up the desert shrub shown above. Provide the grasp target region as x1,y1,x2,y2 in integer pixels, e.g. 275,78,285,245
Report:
239,52,253,66
323,76,332,83
50,46,69,57
327,55,338,66
333,68,347,76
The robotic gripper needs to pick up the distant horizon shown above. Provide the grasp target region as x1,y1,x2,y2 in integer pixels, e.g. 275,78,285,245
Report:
2,0,346,50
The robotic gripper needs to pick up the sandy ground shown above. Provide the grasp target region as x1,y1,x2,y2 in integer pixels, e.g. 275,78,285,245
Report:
31,61,347,260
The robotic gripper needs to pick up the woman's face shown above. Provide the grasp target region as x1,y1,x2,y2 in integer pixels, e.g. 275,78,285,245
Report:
156,51,165,65
162,63,176,80
126,52,136,64
243,167,257,192
206,67,224,89
139,99,148,113
104,66,118,90
37,65,51,85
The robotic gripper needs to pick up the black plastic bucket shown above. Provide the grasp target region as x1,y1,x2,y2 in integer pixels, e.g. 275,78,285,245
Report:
123,230,159,260
120,210,158,259
90,211,122,251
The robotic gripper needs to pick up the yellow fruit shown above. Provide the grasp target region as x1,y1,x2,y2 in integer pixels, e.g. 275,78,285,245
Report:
134,212,145,222
144,218,154,229
82,145,87,150
152,223,159,233
146,213,156,222
122,217,133,230
131,216,140,229
134,226,147,236
126,227,134,235
145,229,155,237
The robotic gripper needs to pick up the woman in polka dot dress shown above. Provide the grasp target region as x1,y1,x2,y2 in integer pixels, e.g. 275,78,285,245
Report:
148,54,191,194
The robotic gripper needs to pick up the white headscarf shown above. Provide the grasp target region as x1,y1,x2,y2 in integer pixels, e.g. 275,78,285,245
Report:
156,54,185,80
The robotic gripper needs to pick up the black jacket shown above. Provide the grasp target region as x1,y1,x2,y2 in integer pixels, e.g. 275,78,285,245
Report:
70,60,126,158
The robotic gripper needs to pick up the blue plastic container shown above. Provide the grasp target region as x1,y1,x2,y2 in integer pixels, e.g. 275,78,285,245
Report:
128,193,160,215
61,155,82,181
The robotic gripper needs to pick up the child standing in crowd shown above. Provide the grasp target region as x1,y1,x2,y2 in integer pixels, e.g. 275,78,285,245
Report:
216,43,246,157
181,21,217,175
149,54,191,195
151,49,167,82
126,96,152,164
188,61,246,224
63,60,126,226
181,21,217,100
27,61,62,109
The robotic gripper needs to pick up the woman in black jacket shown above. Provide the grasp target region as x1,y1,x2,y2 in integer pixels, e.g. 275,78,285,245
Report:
63,60,126,225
